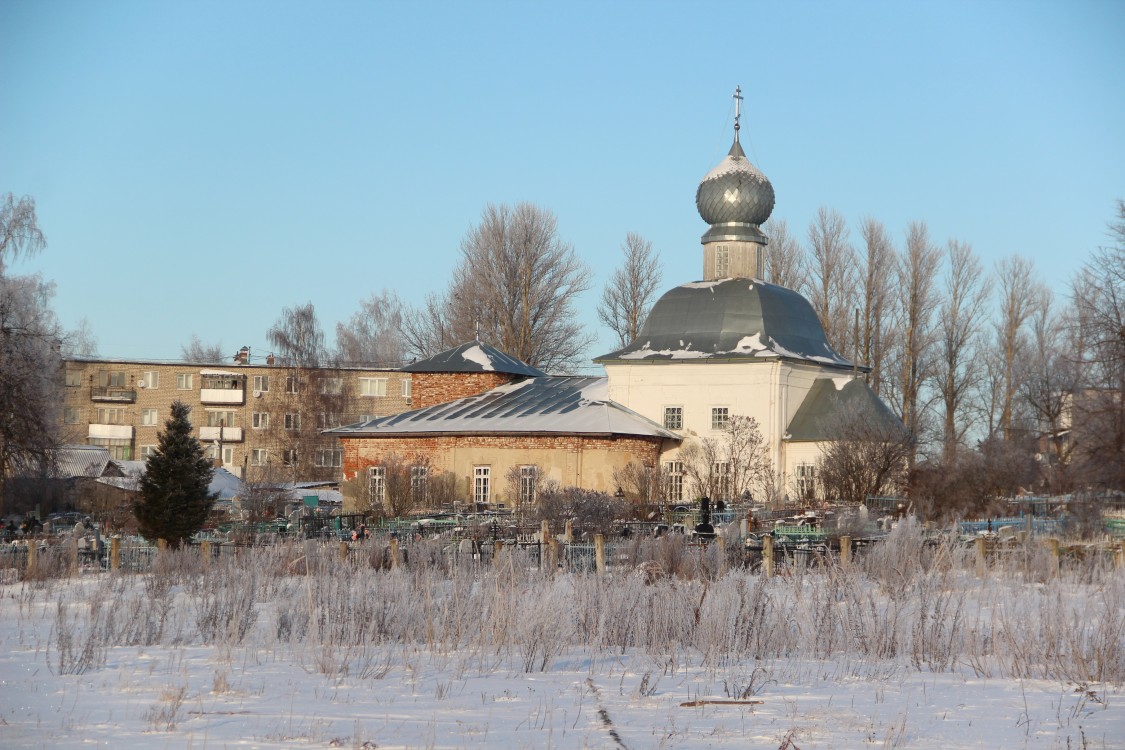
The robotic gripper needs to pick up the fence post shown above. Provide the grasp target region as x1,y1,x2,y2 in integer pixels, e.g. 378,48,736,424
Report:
974,536,987,577
200,541,211,573
493,540,504,568
839,535,852,568
26,539,36,577
110,536,121,571
1117,540,1125,570
716,535,727,575
1047,538,1060,577
389,537,400,569
338,541,349,562
69,536,79,576
547,537,559,572
564,519,574,544
594,534,606,574
762,535,774,578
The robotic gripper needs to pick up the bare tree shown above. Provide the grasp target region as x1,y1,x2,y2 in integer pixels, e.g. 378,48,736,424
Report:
935,239,992,461
267,302,326,368
404,203,594,372
887,221,942,462
858,217,895,395
597,233,662,348
181,334,226,363
0,193,46,272
64,318,98,358
806,207,858,355
612,460,662,509
994,255,1045,442
762,217,807,292
680,415,773,502
1021,289,1078,492
401,291,454,362
816,399,912,505
335,289,407,367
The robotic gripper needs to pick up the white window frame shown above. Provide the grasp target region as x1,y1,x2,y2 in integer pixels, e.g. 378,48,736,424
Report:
664,461,684,504
368,466,386,505
205,410,237,428
252,375,269,393
664,406,683,430
711,407,730,431
711,461,730,500
284,413,300,431
252,412,269,429
140,408,158,426
176,373,193,390
519,465,537,505
315,448,343,468
473,466,491,505
250,448,270,466
139,445,157,459
96,407,126,425
401,379,412,399
207,444,234,465
140,371,159,389
410,465,428,502
359,377,388,397
319,377,343,395
285,376,300,394
282,449,299,467
796,462,816,499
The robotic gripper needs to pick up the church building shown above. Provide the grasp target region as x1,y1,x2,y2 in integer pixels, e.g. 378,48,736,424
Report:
329,93,899,511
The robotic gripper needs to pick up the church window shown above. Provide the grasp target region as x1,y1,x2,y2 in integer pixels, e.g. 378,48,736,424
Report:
664,406,683,430
368,466,386,504
711,462,730,500
411,466,429,502
796,463,816,499
518,465,537,505
663,461,684,503
474,466,491,505
711,407,729,430
715,245,729,277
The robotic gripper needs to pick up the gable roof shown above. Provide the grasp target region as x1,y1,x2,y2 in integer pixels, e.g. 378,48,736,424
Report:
326,376,679,440
51,445,113,479
785,378,905,442
401,341,545,377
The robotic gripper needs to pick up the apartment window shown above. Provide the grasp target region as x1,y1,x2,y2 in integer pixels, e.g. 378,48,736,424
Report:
285,376,300,394
201,374,242,390
663,461,684,503
96,371,126,388
796,463,816,500
282,449,299,467
711,462,730,500
141,408,158,426
317,412,341,429
411,465,428,502
140,371,159,389
401,379,412,399
519,465,537,505
711,407,729,431
284,413,300,430
715,245,729,277
139,445,157,459
88,437,131,460
250,448,270,466
664,406,683,430
473,466,491,505
359,415,374,423
65,370,82,387
368,466,386,505
252,412,269,429
252,375,269,393
207,444,234,465
359,378,387,397
96,407,126,424
64,407,80,425
176,373,193,390
315,448,343,468
205,410,236,428
319,377,343,395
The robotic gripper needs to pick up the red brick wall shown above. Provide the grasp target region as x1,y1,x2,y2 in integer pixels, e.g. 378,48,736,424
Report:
410,372,519,409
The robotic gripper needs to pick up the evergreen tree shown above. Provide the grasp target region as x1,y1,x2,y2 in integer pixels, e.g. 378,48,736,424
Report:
134,401,217,548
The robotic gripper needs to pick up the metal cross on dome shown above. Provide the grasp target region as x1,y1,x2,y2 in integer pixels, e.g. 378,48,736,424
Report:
733,85,743,140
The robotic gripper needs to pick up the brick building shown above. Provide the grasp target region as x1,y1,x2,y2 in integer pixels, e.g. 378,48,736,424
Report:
61,356,412,480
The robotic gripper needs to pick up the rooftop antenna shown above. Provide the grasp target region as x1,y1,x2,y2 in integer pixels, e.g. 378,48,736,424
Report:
733,85,743,143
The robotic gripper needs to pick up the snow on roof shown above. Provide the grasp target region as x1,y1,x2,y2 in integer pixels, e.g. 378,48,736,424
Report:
401,341,545,377
460,345,494,371
199,369,242,377
327,376,679,440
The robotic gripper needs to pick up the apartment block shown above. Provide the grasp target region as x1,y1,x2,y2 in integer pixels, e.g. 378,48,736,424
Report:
61,358,414,479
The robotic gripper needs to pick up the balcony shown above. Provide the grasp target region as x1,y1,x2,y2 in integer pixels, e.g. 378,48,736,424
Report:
200,370,246,405
199,426,243,442
90,386,136,403
200,388,245,405
88,424,133,440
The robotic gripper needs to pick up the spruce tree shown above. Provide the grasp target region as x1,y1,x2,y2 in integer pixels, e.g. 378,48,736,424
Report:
134,400,217,548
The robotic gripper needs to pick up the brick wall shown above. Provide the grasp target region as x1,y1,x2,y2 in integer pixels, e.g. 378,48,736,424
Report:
410,372,520,409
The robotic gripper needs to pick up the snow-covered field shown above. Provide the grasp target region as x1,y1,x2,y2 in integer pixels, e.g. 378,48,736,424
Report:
2,527,1122,749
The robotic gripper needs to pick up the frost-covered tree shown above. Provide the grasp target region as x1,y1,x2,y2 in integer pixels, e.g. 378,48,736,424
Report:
335,289,407,367
180,334,226,363
597,233,662,348
135,401,217,548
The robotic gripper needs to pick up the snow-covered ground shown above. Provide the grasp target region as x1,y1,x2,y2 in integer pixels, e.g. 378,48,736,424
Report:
1,531,1122,749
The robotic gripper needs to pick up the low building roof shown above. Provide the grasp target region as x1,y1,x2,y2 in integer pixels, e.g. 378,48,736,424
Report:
401,341,545,377
785,378,905,442
326,376,679,440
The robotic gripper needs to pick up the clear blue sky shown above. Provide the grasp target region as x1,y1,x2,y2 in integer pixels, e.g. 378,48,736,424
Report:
2,0,1122,370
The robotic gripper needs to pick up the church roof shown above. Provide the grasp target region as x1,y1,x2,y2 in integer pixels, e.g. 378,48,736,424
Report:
326,376,679,440
785,378,905,442
401,341,545,377
594,277,855,368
